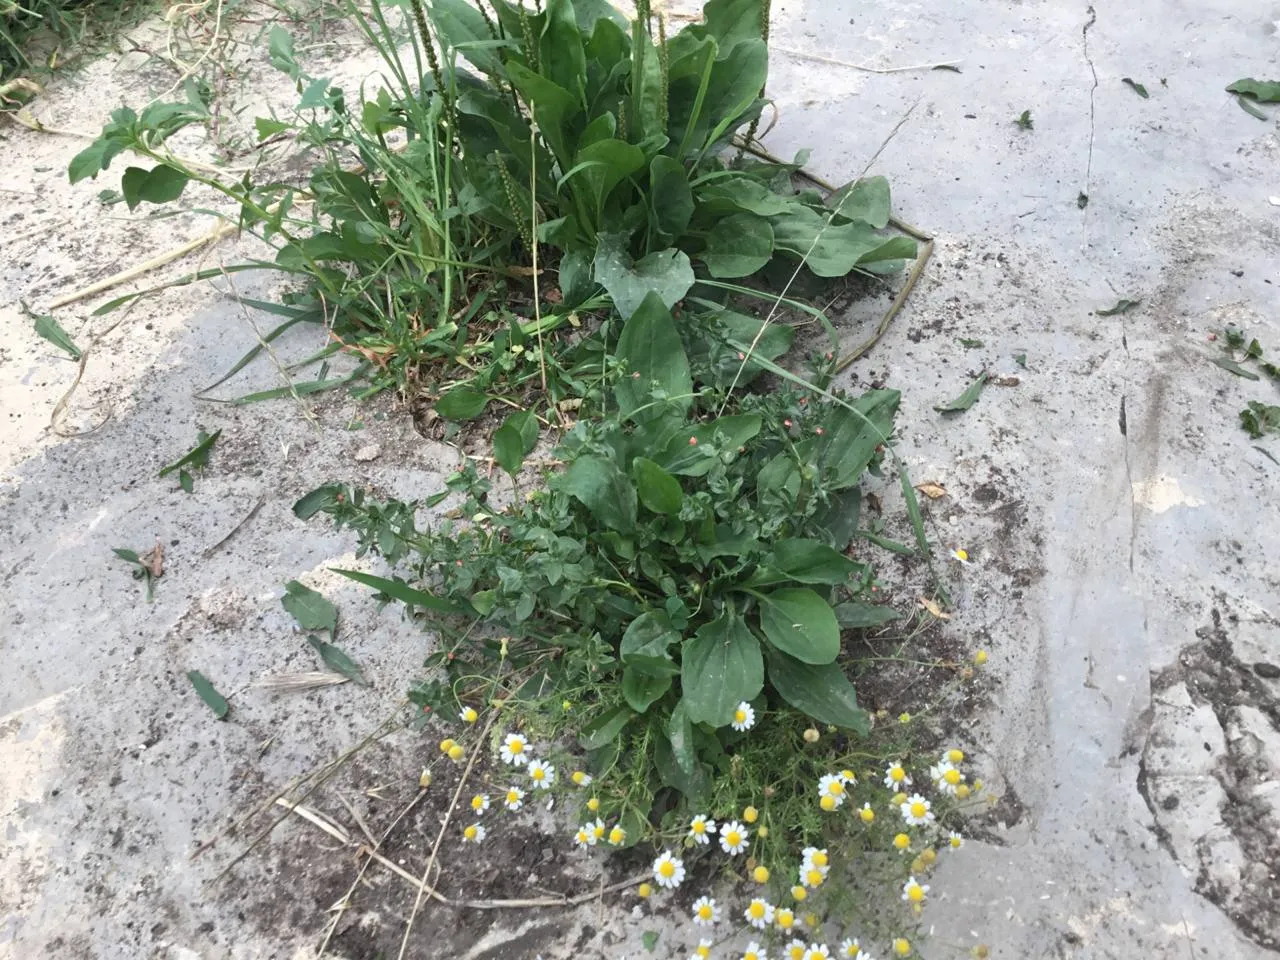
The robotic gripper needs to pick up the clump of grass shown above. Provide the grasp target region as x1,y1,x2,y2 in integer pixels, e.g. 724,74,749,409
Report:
1,0,148,81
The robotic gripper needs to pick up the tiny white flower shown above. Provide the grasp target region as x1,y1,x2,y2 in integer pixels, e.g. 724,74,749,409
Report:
805,946,832,960
855,952,876,960
573,826,594,850
744,897,775,929
817,773,848,803
949,546,971,564
461,823,486,844
527,759,555,789
784,940,809,960
900,793,934,827
901,875,929,904
718,819,749,855
731,701,756,731
691,895,720,927
500,732,530,766
607,824,626,845
688,814,717,845
839,940,860,959
469,793,490,815
459,705,478,723
882,762,912,790
503,786,524,811
570,770,593,787
743,941,768,960
947,831,965,851
930,760,966,797
800,847,830,874
652,850,685,889
589,818,606,843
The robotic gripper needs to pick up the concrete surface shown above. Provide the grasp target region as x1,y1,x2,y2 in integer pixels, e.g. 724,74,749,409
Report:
2,0,1279,958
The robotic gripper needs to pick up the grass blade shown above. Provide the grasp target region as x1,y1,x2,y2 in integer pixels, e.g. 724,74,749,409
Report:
331,569,458,614
306,636,369,686
188,670,230,719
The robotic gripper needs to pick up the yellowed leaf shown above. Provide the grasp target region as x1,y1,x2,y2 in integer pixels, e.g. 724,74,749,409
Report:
914,481,947,499
917,597,952,620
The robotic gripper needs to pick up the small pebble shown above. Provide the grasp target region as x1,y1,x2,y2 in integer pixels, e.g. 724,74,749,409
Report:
354,444,382,462
1252,662,1280,680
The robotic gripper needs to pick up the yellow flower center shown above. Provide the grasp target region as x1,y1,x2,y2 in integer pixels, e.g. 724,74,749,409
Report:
806,869,824,887
735,709,747,724
638,883,652,898
746,953,760,960
893,833,910,850
758,826,769,838
860,807,875,823
447,745,464,761
910,802,927,818
956,784,971,799
532,768,545,781
743,806,759,823
609,828,624,844
749,902,765,919
819,795,837,811
726,830,742,847
507,790,518,803
944,768,962,785
789,947,805,960
947,749,964,764
471,796,484,809
827,780,845,796
890,767,905,781
463,826,477,840
907,884,924,902
572,771,585,784
841,769,856,781
439,738,456,753
753,866,770,883
698,904,712,920
696,948,710,959
692,821,706,834
587,797,600,811
510,740,524,754
950,836,963,848
791,885,807,901
659,861,675,878
921,848,937,865
845,944,860,958
892,792,907,805
811,851,828,867
894,938,911,956
777,909,794,928
462,708,477,722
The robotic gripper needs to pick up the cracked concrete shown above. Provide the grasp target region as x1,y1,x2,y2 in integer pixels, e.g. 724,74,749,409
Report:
3,0,1280,958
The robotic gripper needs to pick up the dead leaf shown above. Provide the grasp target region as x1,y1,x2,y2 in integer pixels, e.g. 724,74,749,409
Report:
142,539,165,578
992,376,1021,387
917,597,952,620
914,482,947,499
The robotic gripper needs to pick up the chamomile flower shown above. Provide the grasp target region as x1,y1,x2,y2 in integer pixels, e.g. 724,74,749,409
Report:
753,866,770,883
743,942,767,960
949,547,970,565
469,794,490,815
691,939,713,959
774,906,796,932
943,748,965,764
855,952,876,960
900,794,934,826
504,786,525,811
745,897,775,929
858,803,875,823
800,867,827,889
901,876,929,904
447,744,464,762
947,831,964,851
805,946,832,960
527,759,555,789
586,797,600,812
743,805,759,823
571,770,592,787
608,825,626,845
732,701,757,731
459,706,478,723
839,769,858,785
462,823,486,844
500,732,530,766
892,833,911,851
883,762,911,790
573,826,594,850
688,814,717,845
929,761,965,797
800,847,830,871
438,738,456,754
652,850,685,889
819,795,840,812
791,885,808,901
784,940,808,960
817,774,847,805
719,820,749,855
892,938,911,957
691,896,720,927
589,818,606,843
839,940,860,959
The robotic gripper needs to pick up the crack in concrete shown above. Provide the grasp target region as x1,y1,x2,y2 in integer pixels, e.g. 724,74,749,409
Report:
1081,5,1099,233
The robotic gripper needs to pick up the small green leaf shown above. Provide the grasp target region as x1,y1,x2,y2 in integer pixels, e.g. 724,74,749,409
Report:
179,470,193,494
281,580,338,634
579,704,633,750
26,304,82,360
306,635,368,685
435,386,488,420
159,428,221,479
556,454,638,531
756,588,841,664
700,212,774,278
620,610,680,671
958,337,984,348
1236,95,1269,120
681,611,764,725
332,569,458,613
1227,78,1280,102
293,484,344,519
267,25,301,79
1014,110,1033,130
493,410,538,477
766,538,860,585
1097,298,1141,316
632,457,684,514
621,667,672,713
1211,356,1261,380
1122,77,1149,98
935,372,989,414
764,647,869,733
254,116,292,140
187,670,230,719
120,164,190,210
834,602,901,628
1240,401,1280,439
1013,352,1028,368
642,931,660,952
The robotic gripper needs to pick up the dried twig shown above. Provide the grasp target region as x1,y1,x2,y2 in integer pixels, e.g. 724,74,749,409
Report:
775,46,962,74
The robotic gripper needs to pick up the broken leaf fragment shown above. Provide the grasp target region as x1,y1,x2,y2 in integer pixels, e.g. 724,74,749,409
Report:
1121,78,1149,98
918,597,952,620
306,635,368,686
1240,401,1280,439
1096,299,1140,316
188,670,230,719
1014,110,1033,130
935,372,989,415
1210,356,1261,380
914,481,947,499
1226,78,1280,102
281,580,338,635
